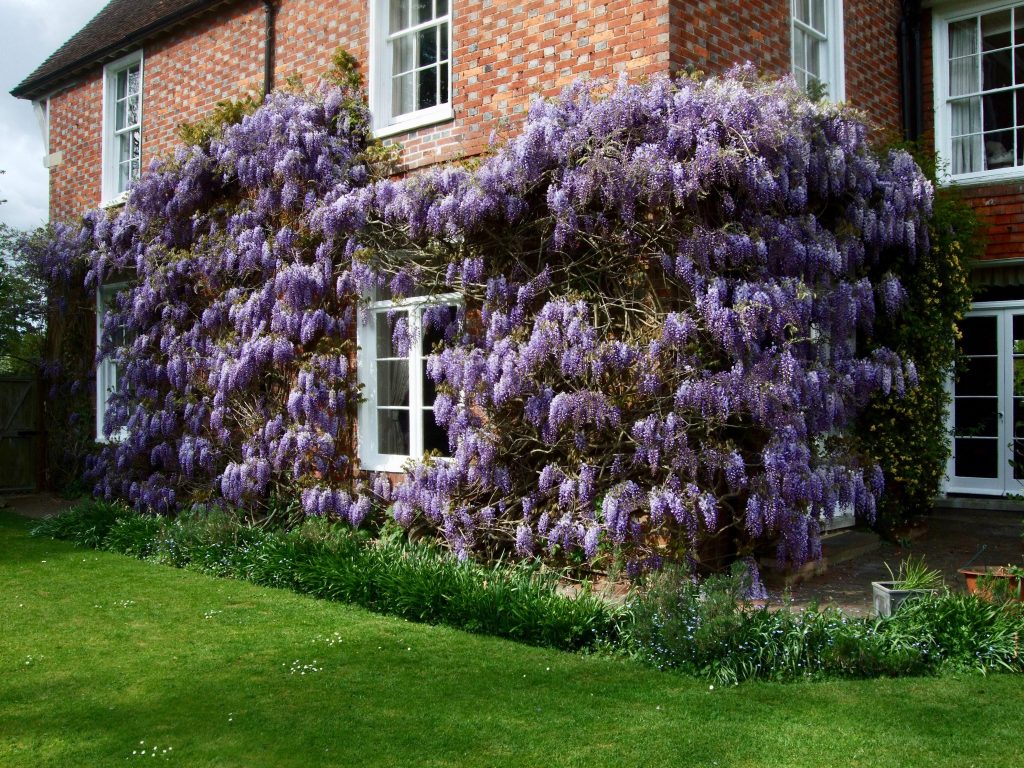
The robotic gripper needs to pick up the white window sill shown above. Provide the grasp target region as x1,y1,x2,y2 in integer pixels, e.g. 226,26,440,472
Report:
100,191,129,209
372,105,454,139
95,429,128,444
360,454,411,473
942,169,1024,187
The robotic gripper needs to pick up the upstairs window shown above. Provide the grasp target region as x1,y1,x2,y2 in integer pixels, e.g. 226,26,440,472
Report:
937,3,1024,179
370,0,452,136
791,0,845,100
102,51,143,204
357,288,459,472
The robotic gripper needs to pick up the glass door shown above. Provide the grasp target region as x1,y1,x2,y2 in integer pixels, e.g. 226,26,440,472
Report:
947,306,1024,495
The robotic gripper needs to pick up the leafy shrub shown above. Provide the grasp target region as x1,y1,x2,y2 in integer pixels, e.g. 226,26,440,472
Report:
622,569,1022,682
884,593,1024,673
30,499,129,548
102,514,163,558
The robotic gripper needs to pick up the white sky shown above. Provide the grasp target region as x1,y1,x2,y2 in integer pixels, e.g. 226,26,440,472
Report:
0,0,106,230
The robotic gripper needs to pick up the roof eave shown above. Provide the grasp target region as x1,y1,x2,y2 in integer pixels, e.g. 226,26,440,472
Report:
10,0,233,101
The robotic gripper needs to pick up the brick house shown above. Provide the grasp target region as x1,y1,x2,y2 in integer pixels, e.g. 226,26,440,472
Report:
15,0,999,497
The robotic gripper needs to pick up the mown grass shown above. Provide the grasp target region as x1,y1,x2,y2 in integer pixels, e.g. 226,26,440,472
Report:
2,510,1022,768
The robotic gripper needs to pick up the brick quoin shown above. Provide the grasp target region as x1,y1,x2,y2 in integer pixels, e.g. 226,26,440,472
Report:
47,0,905,223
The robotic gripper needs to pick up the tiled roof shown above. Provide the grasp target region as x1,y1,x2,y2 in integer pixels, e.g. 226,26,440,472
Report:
11,0,234,100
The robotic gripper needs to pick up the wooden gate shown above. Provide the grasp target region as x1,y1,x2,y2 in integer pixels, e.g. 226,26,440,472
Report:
0,377,41,492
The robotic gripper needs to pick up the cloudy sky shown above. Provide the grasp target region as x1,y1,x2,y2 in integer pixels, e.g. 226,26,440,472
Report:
0,0,104,230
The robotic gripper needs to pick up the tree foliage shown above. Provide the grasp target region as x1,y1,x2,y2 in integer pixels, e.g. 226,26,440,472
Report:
0,186,47,374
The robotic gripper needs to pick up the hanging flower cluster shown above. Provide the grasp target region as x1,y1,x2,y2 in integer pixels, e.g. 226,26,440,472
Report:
332,68,931,571
66,82,380,514
30,65,932,575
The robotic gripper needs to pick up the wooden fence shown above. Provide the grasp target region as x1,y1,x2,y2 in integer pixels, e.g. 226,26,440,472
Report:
0,376,42,492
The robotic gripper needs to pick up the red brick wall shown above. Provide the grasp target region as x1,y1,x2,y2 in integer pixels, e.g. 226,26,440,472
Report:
48,79,103,223
143,1,266,162
844,0,902,134
45,0,906,221
394,0,672,170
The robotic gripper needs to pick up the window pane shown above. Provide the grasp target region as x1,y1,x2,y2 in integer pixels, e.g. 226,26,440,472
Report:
119,160,131,193
423,409,449,454
953,134,985,174
795,0,810,26
440,63,449,104
950,54,980,96
127,66,140,96
377,361,410,406
418,26,437,66
806,38,821,79
984,129,1014,168
116,68,128,100
1015,397,1024,436
960,316,997,355
376,315,408,358
119,133,132,164
982,10,1012,51
392,72,414,116
423,361,437,405
437,0,448,16
955,397,999,436
809,0,825,33
440,22,449,61
417,66,437,110
983,48,1013,89
126,93,139,127
957,356,998,396
416,0,433,24
1015,358,1024,396
393,34,415,74
984,90,1013,131
795,28,807,71
955,438,999,477
390,0,410,33
378,409,410,454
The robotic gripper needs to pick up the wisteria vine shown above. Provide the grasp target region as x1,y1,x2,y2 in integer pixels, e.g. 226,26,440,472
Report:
31,66,932,576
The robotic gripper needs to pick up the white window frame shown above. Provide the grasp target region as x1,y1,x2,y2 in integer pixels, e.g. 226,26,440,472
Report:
96,283,130,442
933,0,1024,185
101,50,144,206
357,292,460,472
790,0,845,102
369,0,453,137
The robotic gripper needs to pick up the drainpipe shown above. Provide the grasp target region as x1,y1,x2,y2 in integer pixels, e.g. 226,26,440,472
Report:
263,1,277,98
898,0,922,142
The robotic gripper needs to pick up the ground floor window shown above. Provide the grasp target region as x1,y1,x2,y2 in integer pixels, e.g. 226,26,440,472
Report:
96,283,131,441
946,302,1024,495
357,291,459,472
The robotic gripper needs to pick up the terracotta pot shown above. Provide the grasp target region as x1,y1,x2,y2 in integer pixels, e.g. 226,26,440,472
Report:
959,566,1024,602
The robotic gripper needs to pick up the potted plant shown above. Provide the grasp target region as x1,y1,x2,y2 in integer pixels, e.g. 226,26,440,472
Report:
872,556,943,618
958,563,1024,603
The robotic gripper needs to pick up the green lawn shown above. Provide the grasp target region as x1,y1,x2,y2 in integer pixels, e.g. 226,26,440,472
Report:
1,511,1021,768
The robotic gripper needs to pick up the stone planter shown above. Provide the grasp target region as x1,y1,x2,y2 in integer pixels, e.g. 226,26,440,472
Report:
871,581,938,618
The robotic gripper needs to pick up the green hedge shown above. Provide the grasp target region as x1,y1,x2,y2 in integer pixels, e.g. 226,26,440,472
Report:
33,502,1024,682
31,501,618,652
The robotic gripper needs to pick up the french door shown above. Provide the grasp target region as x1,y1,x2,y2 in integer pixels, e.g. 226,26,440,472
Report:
947,304,1024,495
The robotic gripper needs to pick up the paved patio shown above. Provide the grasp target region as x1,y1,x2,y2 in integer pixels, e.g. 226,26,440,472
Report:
782,504,1024,615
